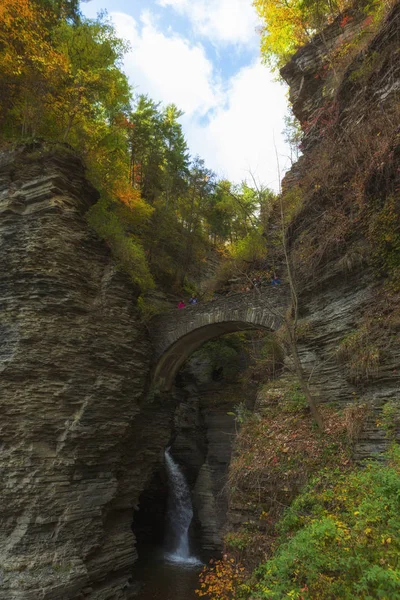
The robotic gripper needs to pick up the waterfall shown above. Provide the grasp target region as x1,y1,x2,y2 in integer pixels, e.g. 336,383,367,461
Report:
164,449,199,565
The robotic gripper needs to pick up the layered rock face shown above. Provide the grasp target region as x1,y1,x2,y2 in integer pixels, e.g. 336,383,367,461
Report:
1,6,399,597
133,346,258,557
0,144,175,600
172,377,238,554
171,350,259,554
280,3,400,455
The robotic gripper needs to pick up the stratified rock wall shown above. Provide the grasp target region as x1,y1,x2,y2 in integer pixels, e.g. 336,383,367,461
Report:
0,144,174,600
294,274,400,459
280,3,400,456
172,380,237,554
1,5,399,595
281,5,368,147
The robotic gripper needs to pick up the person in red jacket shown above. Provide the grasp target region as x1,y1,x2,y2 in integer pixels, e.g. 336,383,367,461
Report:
177,300,186,309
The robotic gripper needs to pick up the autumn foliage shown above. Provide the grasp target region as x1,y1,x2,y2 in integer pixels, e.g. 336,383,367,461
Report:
0,0,274,295
253,0,353,67
199,382,400,599
196,557,247,600
0,0,68,134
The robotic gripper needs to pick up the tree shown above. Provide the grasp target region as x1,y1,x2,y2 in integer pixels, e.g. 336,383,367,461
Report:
33,0,81,23
0,0,69,136
162,104,189,208
128,96,189,207
176,156,215,285
0,2,254,294
54,17,131,143
272,141,324,430
253,0,352,68
129,95,166,202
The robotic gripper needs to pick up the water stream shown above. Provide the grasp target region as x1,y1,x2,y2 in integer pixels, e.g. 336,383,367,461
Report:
133,449,202,599
133,548,202,600
164,448,200,565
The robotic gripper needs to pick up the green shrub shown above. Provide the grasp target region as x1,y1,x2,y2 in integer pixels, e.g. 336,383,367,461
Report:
225,531,254,552
228,401,254,425
281,382,308,413
379,400,400,440
250,448,400,599
336,328,381,382
137,295,164,322
230,231,266,263
87,196,154,292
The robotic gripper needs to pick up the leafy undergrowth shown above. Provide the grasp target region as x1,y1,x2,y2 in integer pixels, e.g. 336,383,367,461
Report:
228,382,355,516
196,380,396,599
197,557,247,600
251,445,400,599
196,382,400,599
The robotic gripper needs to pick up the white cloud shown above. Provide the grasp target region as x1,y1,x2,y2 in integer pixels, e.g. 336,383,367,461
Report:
111,11,221,118
185,62,289,189
109,10,289,189
157,0,260,47
157,0,187,7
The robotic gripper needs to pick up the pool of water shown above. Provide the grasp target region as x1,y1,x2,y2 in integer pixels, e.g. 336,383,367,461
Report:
133,547,203,600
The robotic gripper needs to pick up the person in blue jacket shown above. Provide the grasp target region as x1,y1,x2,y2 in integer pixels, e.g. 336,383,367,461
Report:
271,273,281,286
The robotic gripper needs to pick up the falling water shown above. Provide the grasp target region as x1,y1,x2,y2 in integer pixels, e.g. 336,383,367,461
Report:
164,449,200,565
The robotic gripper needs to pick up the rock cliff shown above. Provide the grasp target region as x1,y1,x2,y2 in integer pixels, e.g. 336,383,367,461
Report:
0,143,175,600
280,2,400,456
0,4,399,598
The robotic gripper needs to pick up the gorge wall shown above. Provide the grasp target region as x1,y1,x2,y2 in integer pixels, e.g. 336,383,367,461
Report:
280,2,400,457
0,4,399,599
221,3,400,564
0,143,242,600
0,144,175,600
133,347,258,557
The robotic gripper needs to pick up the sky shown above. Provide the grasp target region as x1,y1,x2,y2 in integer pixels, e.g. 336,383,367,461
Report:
81,0,290,190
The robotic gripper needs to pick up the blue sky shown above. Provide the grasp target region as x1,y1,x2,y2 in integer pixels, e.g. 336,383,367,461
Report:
81,0,289,190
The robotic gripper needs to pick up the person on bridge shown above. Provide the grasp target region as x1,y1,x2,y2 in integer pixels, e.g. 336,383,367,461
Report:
177,300,186,309
189,295,198,305
271,273,281,286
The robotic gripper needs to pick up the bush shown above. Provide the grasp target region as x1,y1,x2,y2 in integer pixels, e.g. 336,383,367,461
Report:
280,382,309,413
196,557,247,600
336,327,381,382
87,196,154,292
251,447,400,599
225,531,254,552
230,231,266,263
137,295,165,322
379,400,400,440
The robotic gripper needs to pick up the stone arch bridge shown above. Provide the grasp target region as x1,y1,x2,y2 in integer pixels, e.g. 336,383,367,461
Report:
149,286,289,391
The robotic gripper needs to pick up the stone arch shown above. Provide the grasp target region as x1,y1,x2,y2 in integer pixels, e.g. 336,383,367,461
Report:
149,288,287,391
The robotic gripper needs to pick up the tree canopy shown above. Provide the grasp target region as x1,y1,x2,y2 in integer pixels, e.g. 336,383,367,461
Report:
0,0,274,294
253,0,354,68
